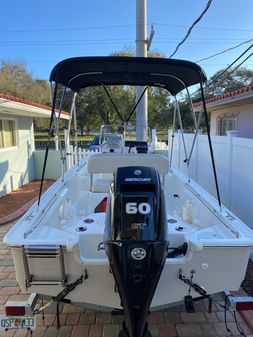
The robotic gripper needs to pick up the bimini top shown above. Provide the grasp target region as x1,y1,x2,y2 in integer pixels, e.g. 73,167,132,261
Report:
50,56,207,96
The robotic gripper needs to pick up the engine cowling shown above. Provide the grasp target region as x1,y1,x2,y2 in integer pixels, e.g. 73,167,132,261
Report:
104,166,168,337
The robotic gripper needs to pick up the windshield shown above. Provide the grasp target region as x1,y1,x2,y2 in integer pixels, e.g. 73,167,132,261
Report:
91,134,123,146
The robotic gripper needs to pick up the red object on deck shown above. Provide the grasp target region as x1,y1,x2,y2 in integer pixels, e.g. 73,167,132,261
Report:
95,197,107,213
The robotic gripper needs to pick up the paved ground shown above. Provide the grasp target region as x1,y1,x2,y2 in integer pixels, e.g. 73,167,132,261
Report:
0,222,253,337
0,180,55,225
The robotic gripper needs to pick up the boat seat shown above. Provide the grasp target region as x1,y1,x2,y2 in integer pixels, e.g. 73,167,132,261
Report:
92,178,111,193
87,153,169,192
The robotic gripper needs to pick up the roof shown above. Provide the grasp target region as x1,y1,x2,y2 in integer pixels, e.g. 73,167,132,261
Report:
50,56,207,96
194,84,253,110
0,93,69,119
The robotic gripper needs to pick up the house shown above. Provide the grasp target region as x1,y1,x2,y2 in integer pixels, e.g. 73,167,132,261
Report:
0,94,68,196
194,85,253,138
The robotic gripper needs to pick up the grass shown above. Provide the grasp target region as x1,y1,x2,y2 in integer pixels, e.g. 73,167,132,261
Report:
34,131,168,143
35,133,94,142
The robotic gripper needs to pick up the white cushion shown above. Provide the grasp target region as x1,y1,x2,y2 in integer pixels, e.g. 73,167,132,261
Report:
87,153,169,176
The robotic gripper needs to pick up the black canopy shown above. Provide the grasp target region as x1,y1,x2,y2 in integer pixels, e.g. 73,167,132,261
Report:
50,56,207,95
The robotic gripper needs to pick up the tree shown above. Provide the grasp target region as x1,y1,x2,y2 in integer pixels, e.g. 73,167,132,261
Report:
106,48,173,128
0,60,53,131
0,60,51,104
0,54,179,133
148,87,173,129
75,85,135,135
193,66,253,100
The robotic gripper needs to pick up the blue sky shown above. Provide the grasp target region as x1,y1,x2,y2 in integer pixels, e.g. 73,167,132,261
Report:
1,0,253,81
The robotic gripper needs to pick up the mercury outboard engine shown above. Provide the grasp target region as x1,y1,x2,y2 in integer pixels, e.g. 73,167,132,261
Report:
104,166,168,337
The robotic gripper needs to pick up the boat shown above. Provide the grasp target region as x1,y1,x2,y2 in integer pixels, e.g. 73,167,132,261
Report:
4,56,253,337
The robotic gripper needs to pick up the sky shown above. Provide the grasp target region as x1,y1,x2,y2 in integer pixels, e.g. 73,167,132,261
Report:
1,0,253,82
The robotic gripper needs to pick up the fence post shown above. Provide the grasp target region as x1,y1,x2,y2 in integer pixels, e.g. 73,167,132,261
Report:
168,129,172,160
194,130,202,182
64,129,71,171
177,130,181,170
226,131,234,209
70,145,74,168
78,147,82,160
74,145,78,166
54,135,59,151
151,129,157,151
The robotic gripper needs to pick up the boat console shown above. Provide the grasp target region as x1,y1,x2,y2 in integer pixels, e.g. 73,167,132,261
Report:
104,166,168,337
124,140,148,153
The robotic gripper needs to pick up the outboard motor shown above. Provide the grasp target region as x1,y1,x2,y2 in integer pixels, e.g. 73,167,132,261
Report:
104,166,168,337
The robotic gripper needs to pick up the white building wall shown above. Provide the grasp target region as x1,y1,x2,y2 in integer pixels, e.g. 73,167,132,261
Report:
0,114,35,196
238,104,253,138
210,102,253,138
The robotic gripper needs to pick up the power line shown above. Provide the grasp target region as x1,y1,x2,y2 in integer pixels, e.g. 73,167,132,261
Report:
0,39,133,43
196,38,253,62
0,38,249,45
158,37,252,42
157,40,250,45
200,63,253,66
0,24,136,34
211,42,253,83
155,23,253,33
199,50,253,97
169,0,213,58
2,22,253,35
190,43,253,98
0,39,134,47
3,40,250,47
229,51,253,74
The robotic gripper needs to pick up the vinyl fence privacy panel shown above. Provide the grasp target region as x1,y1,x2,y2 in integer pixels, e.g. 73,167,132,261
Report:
169,131,253,230
230,137,253,227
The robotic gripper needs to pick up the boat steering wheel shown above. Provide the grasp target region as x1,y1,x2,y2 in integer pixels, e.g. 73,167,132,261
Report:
101,140,124,153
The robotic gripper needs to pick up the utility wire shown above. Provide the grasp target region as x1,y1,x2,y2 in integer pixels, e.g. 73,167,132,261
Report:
228,50,253,74
0,24,136,34
191,41,253,99
211,42,253,83
3,39,250,47
2,22,253,34
159,37,251,42
0,38,133,46
196,38,253,62
159,41,252,45
155,22,253,33
169,0,213,58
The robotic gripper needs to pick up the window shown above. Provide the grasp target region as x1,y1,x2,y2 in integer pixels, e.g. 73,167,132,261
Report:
217,113,239,136
0,119,17,149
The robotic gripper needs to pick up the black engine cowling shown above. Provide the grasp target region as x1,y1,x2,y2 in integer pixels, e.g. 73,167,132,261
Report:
104,166,168,337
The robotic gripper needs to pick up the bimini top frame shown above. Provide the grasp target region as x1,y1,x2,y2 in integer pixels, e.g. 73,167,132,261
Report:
38,56,221,210
49,56,207,95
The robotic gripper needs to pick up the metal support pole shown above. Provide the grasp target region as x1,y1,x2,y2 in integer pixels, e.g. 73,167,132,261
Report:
136,0,148,141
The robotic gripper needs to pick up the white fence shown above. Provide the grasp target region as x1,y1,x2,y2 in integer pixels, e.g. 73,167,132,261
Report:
65,145,99,170
169,130,253,230
64,128,165,170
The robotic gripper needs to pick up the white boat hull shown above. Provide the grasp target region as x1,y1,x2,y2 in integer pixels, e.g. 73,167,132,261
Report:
10,244,251,310
5,154,253,310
